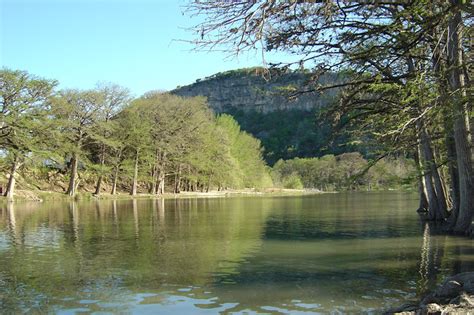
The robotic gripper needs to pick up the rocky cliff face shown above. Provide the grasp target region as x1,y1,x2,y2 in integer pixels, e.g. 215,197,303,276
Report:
172,68,349,164
172,68,342,113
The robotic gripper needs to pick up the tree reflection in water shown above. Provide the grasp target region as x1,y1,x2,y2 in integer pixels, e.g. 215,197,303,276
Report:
0,192,472,313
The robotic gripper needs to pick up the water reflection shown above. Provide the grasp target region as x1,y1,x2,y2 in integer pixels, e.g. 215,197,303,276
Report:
6,202,20,246
0,192,472,313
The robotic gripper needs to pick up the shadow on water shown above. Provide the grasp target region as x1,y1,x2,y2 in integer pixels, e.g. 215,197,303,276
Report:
0,192,472,313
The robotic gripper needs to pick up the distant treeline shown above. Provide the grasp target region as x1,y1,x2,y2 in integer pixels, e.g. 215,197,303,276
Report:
272,153,415,191
0,69,271,199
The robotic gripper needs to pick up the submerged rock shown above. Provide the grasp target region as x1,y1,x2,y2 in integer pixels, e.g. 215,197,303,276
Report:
385,272,474,314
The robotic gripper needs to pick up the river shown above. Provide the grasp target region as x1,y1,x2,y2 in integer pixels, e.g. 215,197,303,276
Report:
0,192,472,313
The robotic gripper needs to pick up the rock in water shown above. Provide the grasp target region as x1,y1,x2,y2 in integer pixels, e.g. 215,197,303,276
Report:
385,272,474,314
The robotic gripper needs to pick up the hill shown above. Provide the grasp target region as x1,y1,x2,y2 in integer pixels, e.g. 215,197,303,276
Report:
172,68,359,165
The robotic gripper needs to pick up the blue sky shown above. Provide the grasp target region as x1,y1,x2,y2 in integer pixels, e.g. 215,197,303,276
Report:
1,0,280,96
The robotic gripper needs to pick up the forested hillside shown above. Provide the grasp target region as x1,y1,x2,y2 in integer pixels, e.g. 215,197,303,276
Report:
173,68,366,165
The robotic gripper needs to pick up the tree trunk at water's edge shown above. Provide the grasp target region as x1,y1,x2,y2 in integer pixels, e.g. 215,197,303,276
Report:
66,154,78,197
130,149,139,196
4,156,19,200
447,3,474,234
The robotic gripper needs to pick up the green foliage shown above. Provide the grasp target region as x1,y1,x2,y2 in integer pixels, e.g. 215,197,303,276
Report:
0,69,57,160
281,172,303,189
272,154,415,191
1,69,273,196
109,94,273,193
215,114,272,189
52,89,106,158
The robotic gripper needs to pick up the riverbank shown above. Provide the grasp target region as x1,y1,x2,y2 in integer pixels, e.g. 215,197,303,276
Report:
386,272,474,314
0,187,322,203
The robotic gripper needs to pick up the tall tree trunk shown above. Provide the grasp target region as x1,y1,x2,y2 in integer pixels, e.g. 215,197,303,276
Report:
447,3,474,234
150,149,159,194
407,57,447,220
111,165,119,195
418,181,429,213
130,149,139,196
419,126,448,219
174,164,182,194
417,122,447,221
4,155,19,200
415,152,429,212
110,150,122,195
66,153,78,197
156,152,166,195
95,175,103,196
206,175,211,193
431,19,461,230
150,165,157,194
445,125,461,229
94,146,106,195
157,170,165,195
418,142,441,220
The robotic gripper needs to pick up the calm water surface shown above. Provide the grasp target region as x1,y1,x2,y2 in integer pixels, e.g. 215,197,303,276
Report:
0,192,473,314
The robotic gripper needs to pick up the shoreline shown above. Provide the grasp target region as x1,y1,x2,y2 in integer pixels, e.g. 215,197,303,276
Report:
0,188,324,203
